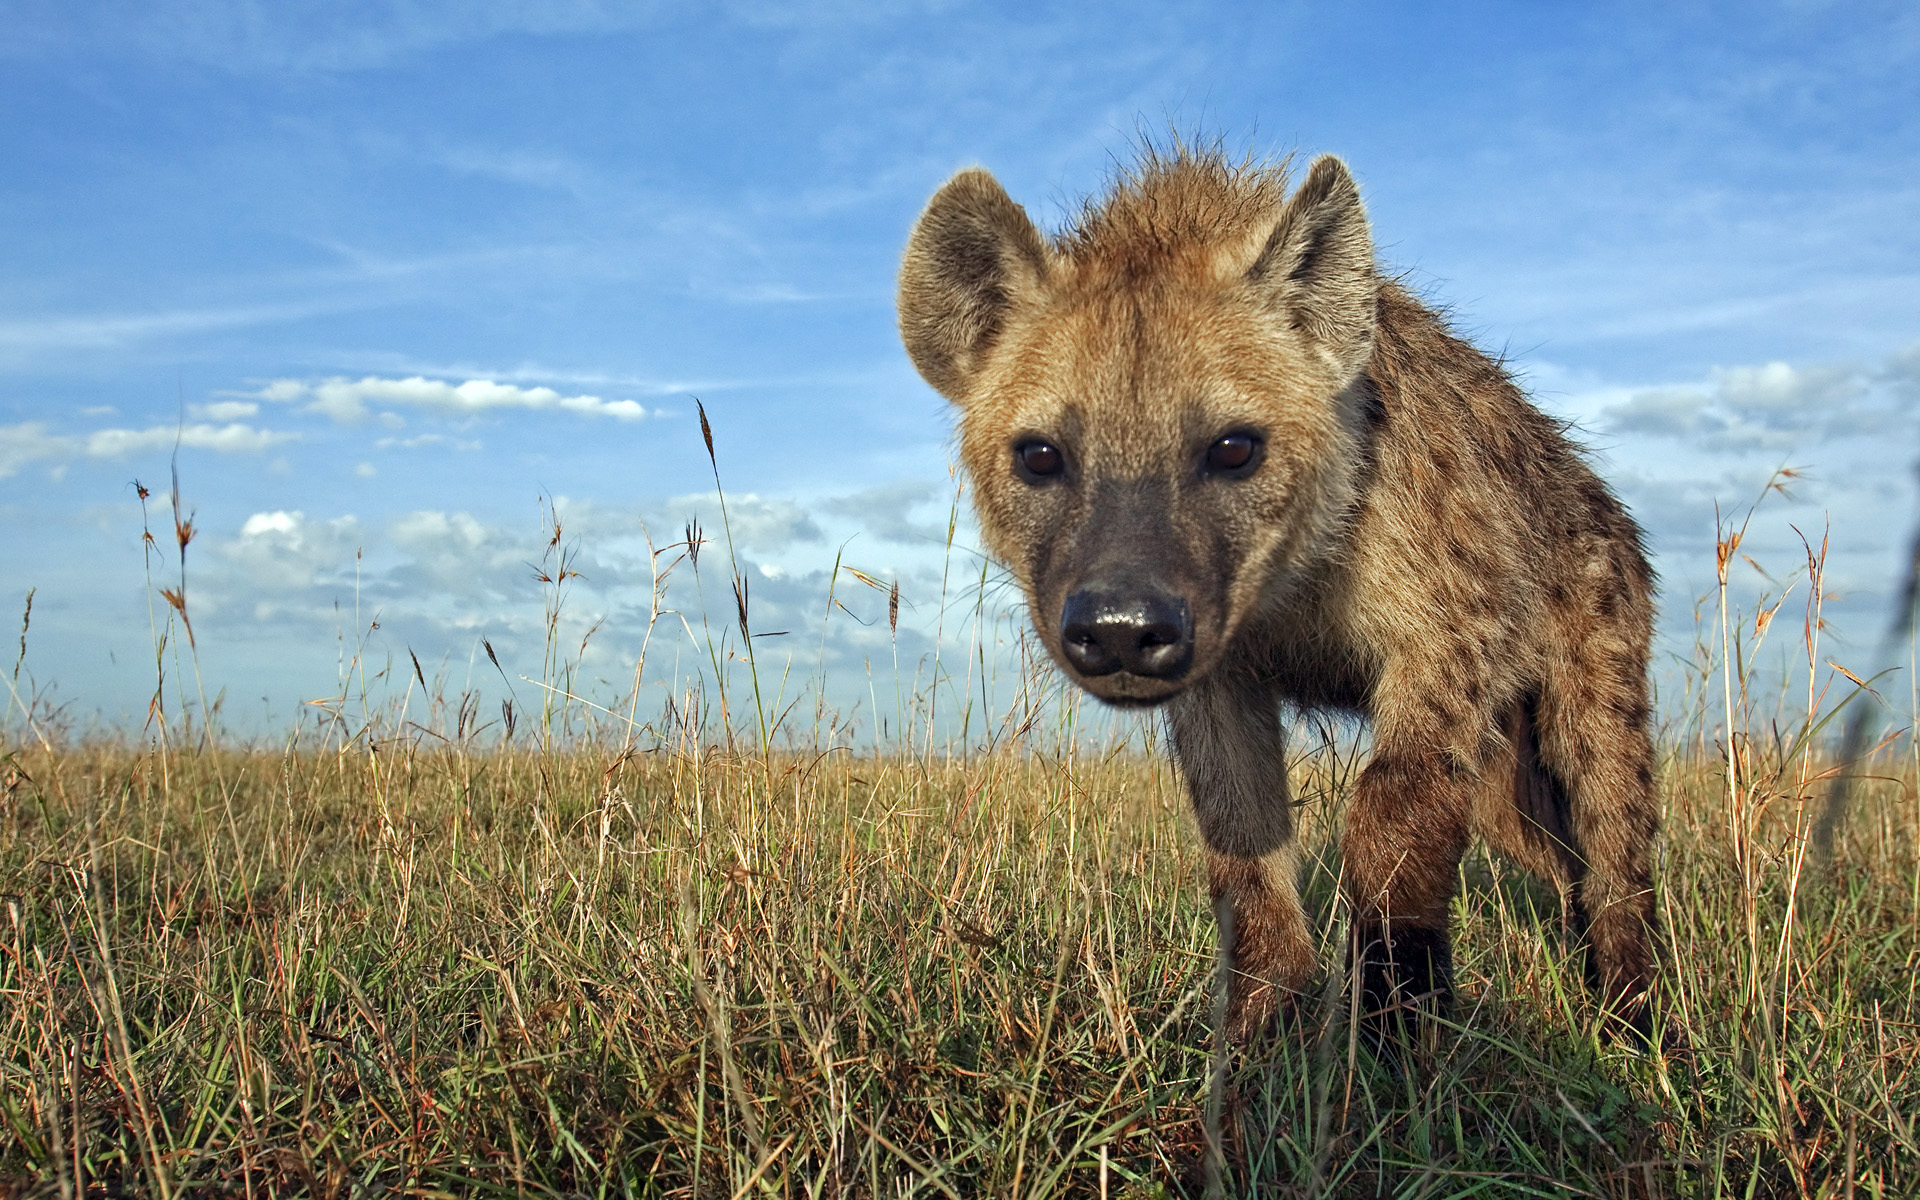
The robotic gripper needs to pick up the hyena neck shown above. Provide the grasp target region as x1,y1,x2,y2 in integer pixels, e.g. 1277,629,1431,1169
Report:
1232,553,1375,714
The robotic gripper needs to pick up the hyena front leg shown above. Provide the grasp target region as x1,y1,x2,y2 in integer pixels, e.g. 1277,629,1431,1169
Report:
1167,667,1316,1042
1341,733,1476,1040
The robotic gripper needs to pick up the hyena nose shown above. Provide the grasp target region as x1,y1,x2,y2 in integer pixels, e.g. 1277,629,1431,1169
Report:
1059,588,1194,679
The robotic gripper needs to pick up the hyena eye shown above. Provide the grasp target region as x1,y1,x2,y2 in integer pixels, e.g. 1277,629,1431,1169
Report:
1204,432,1263,475
1015,439,1065,480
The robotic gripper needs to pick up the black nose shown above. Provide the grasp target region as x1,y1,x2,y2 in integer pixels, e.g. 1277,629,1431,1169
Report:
1059,587,1194,680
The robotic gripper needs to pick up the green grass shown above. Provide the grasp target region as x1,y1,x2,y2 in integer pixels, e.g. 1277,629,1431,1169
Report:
1,724,1914,1197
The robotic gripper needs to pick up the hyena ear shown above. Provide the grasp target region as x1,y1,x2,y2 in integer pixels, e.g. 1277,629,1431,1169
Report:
1248,155,1377,379
898,169,1049,402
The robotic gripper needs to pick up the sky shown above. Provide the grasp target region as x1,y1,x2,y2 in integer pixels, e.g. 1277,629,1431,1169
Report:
2,0,1917,743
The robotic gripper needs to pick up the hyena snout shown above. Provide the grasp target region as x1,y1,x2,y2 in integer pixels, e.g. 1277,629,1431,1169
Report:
1059,583,1194,682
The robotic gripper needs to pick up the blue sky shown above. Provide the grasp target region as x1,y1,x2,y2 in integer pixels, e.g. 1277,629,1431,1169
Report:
3,1,1917,739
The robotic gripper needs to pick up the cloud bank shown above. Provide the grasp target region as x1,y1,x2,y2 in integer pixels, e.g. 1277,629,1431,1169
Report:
256,375,652,423
1597,347,1919,449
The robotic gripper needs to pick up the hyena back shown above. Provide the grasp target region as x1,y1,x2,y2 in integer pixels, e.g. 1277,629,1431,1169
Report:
897,148,1658,1042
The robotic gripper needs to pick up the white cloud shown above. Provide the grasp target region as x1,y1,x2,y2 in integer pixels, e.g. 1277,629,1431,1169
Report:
0,420,296,477
220,510,364,592
210,508,532,618
256,375,652,423
374,432,483,451
241,510,301,537
349,358,747,395
391,510,498,550
0,423,73,478
85,422,298,458
192,399,259,420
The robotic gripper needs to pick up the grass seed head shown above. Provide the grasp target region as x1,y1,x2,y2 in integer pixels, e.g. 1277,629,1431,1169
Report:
697,398,715,464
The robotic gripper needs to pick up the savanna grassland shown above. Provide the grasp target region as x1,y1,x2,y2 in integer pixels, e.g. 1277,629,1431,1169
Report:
2,478,1918,1197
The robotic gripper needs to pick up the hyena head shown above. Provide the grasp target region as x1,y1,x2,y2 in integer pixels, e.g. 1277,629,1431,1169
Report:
898,150,1379,706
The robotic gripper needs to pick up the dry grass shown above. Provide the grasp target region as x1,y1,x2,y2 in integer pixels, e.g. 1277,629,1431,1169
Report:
0,717,1915,1197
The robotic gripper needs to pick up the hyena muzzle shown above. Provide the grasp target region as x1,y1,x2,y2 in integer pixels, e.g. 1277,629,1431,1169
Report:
897,147,1659,1044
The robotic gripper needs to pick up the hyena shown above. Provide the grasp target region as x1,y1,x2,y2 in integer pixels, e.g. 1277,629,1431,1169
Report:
897,147,1659,1042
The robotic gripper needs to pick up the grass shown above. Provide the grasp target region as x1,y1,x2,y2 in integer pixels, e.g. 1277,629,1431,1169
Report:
1,456,1916,1196
1,711,1915,1196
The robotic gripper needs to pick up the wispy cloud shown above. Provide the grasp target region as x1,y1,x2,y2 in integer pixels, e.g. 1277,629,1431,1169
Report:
0,303,320,356
255,375,652,423
0,421,298,478
695,281,829,304
6,0,672,74
427,142,593,196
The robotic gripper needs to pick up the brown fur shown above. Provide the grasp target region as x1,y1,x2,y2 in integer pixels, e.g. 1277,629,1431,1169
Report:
897,146,1659,1041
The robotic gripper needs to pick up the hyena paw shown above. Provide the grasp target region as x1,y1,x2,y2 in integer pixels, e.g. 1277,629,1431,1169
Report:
1222,984,1281,1046
1597,987,1662,1051
1223,980,1315,1045
1353,923,1454,1043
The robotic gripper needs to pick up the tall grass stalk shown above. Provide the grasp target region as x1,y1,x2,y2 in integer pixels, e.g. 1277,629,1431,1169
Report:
695,400,771,765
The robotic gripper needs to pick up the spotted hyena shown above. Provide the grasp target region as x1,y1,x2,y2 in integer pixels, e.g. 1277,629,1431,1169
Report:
897,147,1658,1042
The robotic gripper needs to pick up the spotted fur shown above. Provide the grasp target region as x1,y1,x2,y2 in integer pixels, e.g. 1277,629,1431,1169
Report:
898,146,1659,1041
